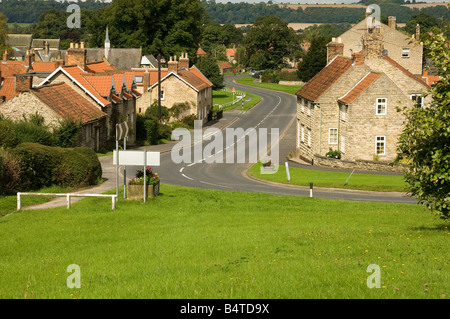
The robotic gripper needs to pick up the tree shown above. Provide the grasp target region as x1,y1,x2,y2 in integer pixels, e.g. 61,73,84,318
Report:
0,11,10,55
245,15,299,70
405,13,443,36
397,29,450,220
196,55,223,90
296,35,329,82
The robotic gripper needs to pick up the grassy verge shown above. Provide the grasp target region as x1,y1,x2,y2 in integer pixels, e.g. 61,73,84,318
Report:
236,76,301,95
0,185,74,217
249,162,408,192
214,89,262,112
0,184,448,299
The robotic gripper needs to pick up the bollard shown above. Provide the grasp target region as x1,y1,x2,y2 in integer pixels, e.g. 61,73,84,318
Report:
285,162,290,181
310,182,313,198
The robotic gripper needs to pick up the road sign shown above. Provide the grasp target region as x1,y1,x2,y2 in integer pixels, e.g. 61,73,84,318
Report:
113,150,160,166
231,87,236,93
116,122,129,141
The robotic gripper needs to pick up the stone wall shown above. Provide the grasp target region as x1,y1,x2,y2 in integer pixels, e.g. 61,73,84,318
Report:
312,154,409,173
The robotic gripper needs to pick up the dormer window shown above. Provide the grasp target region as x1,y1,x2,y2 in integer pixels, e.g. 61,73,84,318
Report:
135,76,143,84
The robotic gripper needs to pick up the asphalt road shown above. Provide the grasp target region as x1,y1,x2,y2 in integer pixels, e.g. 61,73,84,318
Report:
149,75,417,204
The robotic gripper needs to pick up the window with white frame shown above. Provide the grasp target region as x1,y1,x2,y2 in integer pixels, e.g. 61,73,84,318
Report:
375,136,386,155
301,99,305,113
307,101,311,116
376,98,387,115
401,48,410,58
160,90,165,100
301,124,305,143
329,128,338,144
135,76,143,84
410,94,423,108
307,128,311,147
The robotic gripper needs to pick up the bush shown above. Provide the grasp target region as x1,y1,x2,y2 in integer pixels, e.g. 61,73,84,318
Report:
144,118,159,145
157,123,172,141
145,103,170,122
0,121,19,149
326,148,342,159
13,143,102,191
11,121,55,146
261,69,280,83
279,71,300,81
53,118,82,148
0,150,23,195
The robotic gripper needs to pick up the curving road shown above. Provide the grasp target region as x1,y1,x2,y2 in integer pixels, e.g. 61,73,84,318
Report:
150,75,417,204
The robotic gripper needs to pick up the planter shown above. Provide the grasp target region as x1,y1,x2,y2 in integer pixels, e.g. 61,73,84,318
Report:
127,181,160,200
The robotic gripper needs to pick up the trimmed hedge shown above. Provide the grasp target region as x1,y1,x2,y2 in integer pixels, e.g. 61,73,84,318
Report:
13,143,102,191
0,121,19,149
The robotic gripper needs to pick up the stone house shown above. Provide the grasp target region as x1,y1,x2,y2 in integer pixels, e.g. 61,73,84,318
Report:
295,25,430,164
0,76,108,151
132,53,213,123
217,61,233,75
34,44,140,145
326,16,423,76
226,46,237,64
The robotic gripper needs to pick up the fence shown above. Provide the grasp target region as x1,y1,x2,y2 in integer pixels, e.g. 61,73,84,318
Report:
217,87,247,109
17,192,118,210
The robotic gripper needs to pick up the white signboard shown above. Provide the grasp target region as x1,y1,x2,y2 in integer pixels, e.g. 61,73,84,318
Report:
113,151,160,166
116,122,129,141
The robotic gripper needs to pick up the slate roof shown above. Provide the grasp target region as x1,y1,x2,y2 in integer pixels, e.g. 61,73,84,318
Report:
296,56,353,101
338,72,381,104
32,82,107,124
6,34,33,52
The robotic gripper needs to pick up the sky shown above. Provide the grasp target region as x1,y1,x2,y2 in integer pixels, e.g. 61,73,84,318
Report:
213,0,449,3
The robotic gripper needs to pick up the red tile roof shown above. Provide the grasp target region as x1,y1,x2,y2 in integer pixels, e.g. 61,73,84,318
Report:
177,69,212,91
296,56,353,101
0,62,28,77
82,74,114,97
31,62,57,73
421,70,441,86
85,61,117,73
338,72,381,104
197,47,207,56
189,66,213,87
382,55,430,88
32,82,107,124
0,77,15,101
226,48,236,57
217,62,233,70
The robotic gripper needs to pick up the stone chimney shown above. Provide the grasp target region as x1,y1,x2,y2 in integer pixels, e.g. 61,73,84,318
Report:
24,50,34,68
15,74,33,94
416,24,420,40
168,56,178,74
65,43,87,70
3,49,9,62
179,52,189,70
352,51,365,65
363,27,384,60
143,69,150,91
388,16,396,30
54,51,64,68
326,37,344,64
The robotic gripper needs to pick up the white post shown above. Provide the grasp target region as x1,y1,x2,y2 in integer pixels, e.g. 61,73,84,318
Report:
285,162,290,181
115,125,119,201
112,195,116,210
310,182,313,198
67,194,71,209
123,137,127,199
143,151,147,203
17,192,21,210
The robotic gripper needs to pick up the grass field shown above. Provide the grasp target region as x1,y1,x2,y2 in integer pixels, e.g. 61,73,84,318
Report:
213,89,262,112
236,76,301,95
0,184,448,299
249,163,408,192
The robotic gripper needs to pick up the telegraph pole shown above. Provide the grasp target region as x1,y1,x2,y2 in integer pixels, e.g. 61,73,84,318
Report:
157,53,162,123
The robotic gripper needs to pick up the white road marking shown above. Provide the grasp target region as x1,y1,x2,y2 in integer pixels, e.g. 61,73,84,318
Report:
182,174,193,181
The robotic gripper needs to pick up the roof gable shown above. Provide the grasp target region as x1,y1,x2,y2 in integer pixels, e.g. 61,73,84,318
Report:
338,72,381,104
296,56,353,101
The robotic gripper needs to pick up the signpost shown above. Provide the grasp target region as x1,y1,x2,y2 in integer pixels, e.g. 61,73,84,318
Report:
113,150,161,203
232,86,236,103
115,122,129,200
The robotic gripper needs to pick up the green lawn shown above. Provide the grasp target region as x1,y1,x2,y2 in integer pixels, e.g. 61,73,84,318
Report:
236,76,301,95
214,89,262,112
0,184,448,299
249,162,408,192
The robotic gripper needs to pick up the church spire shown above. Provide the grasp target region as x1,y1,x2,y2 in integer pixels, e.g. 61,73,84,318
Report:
105,26,111,59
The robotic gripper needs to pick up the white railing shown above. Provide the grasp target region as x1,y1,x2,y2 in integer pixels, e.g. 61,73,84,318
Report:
17,192,118,210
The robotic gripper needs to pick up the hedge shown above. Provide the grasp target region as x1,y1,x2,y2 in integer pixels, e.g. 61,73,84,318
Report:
13,143,102,191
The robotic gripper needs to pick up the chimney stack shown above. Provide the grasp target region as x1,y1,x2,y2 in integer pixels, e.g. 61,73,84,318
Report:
179,52,189,70
3,49,9,62
15,74,33,95
326,38,344,64
24,50,35,68
363,27,384,59
352,51,365,65
143,69,150,91
65,43,87,70
388,16,396,30
168,56,178,74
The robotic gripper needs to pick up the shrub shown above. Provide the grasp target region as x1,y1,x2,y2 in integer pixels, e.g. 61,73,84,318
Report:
145,102,170,122
279,71,300,81
261,69,280,83
0,121,18,149
181,114,197,128
0,150,23,195
13,143,103,191
157,123,172,141
53,118,82,148
326,148,341,159
11,121,55,146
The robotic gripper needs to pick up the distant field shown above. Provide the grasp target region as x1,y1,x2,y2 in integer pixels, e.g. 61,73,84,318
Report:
7,23,32,28
277,3,448,10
